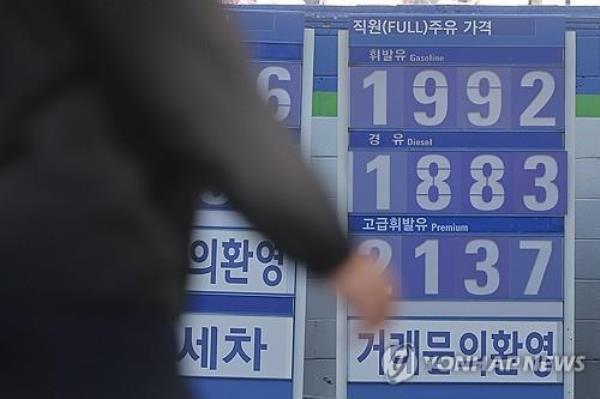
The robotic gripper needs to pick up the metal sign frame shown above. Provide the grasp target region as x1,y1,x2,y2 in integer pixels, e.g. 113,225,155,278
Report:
294,27,315,399
564,30,576,399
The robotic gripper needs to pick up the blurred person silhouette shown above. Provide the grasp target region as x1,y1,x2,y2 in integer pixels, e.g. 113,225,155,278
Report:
0,1,391,398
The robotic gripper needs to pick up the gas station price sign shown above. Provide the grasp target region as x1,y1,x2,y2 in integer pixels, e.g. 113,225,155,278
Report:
179,10,311,399
340,14,572,399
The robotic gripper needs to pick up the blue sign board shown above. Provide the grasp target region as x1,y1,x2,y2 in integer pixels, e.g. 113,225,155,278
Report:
178,10,308,399
340,14,570,399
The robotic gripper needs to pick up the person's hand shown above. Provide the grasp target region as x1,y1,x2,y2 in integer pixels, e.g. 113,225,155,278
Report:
330,251,393,328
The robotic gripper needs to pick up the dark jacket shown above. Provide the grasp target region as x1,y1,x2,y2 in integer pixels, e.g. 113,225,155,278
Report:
0,1,348,397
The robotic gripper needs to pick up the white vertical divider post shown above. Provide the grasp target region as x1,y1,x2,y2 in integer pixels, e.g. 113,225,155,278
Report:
564,30,576,399
336,29,350,399
293,27,315,399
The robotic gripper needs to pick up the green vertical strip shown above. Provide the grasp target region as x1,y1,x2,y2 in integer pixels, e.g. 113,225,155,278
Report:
312,91,338,117
576,94,600,118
